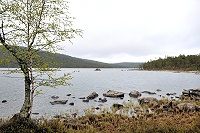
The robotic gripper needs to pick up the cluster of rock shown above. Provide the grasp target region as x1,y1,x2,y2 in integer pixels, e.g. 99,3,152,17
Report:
48,88,200,114
82,92,99,102
98,98,107,103
129,89,180,99
182,88,200,100
133,88,200,113
48,89,179,106
50,95,74,106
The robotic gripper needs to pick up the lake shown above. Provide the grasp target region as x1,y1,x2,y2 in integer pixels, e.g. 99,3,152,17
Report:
0,68,200,118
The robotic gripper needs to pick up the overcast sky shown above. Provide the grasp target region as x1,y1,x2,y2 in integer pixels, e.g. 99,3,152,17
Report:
59,0,200,63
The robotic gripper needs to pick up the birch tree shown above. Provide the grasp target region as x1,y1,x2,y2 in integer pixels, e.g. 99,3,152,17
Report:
0,0,82,118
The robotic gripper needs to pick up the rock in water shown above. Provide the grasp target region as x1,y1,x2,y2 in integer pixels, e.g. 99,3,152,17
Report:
51,95,59,99
87,92,98,100
69,102,74,106
103,90,124,98
156,89,162,91
141,91,156,95
32,113,39,115
2,100,7,103
50,100,68,105
129,90,141,98
95,107,100,110
94,68,101,71
166,93,176,96
98,98,107,103
79,97,86,99
83,99,89,102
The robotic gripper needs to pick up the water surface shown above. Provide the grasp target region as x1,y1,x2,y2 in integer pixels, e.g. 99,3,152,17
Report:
0,68,200,118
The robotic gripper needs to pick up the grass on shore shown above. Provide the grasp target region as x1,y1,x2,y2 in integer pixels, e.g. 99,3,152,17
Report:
1,98,200,133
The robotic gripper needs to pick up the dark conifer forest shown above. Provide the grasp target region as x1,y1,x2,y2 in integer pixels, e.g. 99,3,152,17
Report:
142,54,200,71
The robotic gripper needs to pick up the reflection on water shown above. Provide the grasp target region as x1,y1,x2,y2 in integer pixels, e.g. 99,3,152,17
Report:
0,68,200,118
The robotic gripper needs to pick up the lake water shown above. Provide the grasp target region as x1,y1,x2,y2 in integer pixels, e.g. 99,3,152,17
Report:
0,68,200,118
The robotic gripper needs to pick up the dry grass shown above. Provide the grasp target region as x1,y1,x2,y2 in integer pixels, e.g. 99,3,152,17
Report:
1,99,200,133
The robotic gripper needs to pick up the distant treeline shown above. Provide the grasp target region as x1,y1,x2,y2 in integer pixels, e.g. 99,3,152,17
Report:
142,54,200,71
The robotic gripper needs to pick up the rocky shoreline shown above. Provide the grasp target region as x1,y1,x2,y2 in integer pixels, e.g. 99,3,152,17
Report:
2,88,200,118
37,87,200,128
47,88,200,116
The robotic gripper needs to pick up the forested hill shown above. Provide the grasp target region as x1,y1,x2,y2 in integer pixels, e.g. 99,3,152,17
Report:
38,51,119,68
142,54,200,71
0,48,141,68
0,50,115,68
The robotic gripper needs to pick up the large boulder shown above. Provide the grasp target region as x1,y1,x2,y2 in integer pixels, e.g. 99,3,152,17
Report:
177,103,200,112
129,90,141,98
87,92,98,100
138,97,158,104
50,100,68,105
103,90,124,98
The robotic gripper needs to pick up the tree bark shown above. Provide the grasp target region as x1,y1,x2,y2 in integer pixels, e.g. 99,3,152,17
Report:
19,74,32,118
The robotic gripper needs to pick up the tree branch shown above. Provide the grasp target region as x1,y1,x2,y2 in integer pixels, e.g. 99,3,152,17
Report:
0,21,5,43
0,21,29,75
29,0,46,49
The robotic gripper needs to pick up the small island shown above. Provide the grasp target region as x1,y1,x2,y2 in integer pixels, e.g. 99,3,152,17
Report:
94,68,101,71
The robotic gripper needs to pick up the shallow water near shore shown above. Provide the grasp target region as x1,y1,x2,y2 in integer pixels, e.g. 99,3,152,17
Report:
0,68,200,119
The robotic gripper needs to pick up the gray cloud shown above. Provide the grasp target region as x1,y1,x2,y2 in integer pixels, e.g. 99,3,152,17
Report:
60,0,200,63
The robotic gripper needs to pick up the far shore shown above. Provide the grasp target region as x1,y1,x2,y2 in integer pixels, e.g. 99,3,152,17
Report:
125,68,200,73
0,67,200,73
